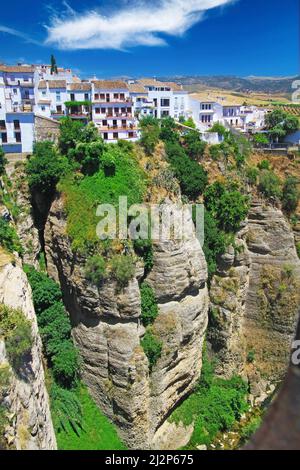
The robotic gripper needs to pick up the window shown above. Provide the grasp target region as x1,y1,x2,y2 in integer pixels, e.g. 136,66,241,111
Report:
128,132,134,138
42,91,46,96
95,94,99,100
70,93,75,101
161,99,170,107
1,133,7,143
101,108,106,114
56,105,62,113
84,93,89,101
95,108,100,114
13,89,17,95
56,92,61,102
100,94,105,101
103,132,108,140
120,93,125,100
0,120,6,130
113,120,117,128
41,106,46,112
13,120,20,130
114,93,119,100
113,132,118,139
15,132,21,143
161,110,170,117
102,120,107,126
122,120,126,128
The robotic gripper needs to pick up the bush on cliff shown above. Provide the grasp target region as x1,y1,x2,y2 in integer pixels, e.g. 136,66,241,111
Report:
0,218,23,255
258,170,282,199
110,254,135,288
85,255,107,286
0,148,7,176
140,283,158,327
282,176,300,214
169,353,248,448
141,329,163,372
0,304,32,371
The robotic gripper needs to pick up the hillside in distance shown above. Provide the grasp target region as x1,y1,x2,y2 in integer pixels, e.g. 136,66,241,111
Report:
158,75,299,96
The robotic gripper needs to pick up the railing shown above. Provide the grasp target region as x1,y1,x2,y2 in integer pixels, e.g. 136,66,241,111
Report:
93,98,132,104
99,125,137,131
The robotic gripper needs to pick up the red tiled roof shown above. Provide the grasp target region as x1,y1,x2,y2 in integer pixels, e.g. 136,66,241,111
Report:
92,80,129,90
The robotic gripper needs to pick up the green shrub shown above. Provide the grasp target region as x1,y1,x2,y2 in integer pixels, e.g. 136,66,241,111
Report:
139,117,160,154
257,159,270,170
58,117,85,155
141,329,163,372
140,283,158,327
160,117,180,144
258,170,282,199
209,144,223,161
209,123,228,136
52,340,80,387
253,134,269,146
24,267,62,315
247,350,255,363
50,383,83,435
282,176,300,214
204,182,249,233
0,148,7,176
169,353,248,448
133,238,153,273
41,314,72,357
296,242,300,259
0,304,32,370
110,255,135,287
84,255,107,285
203,210,227,280
0,218,23,254
246,167,259,185
165,142,208,200
26,142,70,196
183,131,206,161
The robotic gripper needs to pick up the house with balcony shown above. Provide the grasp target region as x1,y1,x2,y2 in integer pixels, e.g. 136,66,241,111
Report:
91,80,138,142
138,79,189,120
127,83,154,118
189,97,223,130
65,82,92,122
36,80,68,119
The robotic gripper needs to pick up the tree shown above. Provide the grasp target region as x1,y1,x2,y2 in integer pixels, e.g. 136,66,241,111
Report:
0,148,7,175
159,117,179,144
165,142,208,200
50,54,58,75
139,117,160,155
265,109,286,129
258,170,282,199
85,255,107,285
282,176,300,214
52,340,80,387
58,117,85,155
204,182,249,233
265,109,299,141
203,210,227,279
209,122,228,137
26,142,69,196
183,130,206,161
141,329,162,371
253,134,269,146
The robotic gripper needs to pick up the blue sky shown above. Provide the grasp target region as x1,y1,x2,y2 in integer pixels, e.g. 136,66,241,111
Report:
0,0,298,78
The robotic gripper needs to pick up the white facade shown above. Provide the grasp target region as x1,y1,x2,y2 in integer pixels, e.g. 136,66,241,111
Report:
92,81,138,142
0,66,35,153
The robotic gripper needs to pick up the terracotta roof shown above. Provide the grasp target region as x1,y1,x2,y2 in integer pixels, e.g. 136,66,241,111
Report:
38,100,51,104
127,83,147,93
139,78,161,86
0,65,35,73
48,80,66,89
38,81,47,89
92,80,129,90
68,82,91,91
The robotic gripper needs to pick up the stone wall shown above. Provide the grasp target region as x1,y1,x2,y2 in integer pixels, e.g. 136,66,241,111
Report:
0,256,56,450
34,115,60,144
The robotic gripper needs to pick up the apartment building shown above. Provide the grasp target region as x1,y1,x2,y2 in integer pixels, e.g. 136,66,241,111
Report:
138,79,189,120
0,65,35,153
37,80,68,119
92,81,138,142
65,82,92,122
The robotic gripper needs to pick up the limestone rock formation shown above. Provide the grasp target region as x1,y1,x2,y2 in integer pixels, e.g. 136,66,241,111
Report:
0,255,56,450
209,201,300,391
45,196,209,449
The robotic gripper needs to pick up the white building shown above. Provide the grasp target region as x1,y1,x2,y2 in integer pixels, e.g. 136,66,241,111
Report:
0,65,35,153
91,80,138,142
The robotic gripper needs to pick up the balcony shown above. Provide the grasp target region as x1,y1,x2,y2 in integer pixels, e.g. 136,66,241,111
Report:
93,98,132,105
99,124,137,132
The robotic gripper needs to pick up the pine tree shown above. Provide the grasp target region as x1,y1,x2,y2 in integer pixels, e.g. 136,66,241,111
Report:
50,54,58,75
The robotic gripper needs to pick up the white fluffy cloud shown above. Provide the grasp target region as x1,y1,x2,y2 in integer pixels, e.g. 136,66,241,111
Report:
45,0,235,50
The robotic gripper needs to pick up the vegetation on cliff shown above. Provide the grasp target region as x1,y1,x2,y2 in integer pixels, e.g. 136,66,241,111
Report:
169,352,248,449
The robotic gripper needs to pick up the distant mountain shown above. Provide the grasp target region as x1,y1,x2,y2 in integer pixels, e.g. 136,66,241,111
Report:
158,75,299,95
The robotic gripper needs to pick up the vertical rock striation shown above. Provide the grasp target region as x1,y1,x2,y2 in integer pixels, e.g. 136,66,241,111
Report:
45,197,209,449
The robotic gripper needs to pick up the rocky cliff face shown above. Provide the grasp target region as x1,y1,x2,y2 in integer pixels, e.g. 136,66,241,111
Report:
209,201,300,397
0,254,56,450
45,196,209,449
